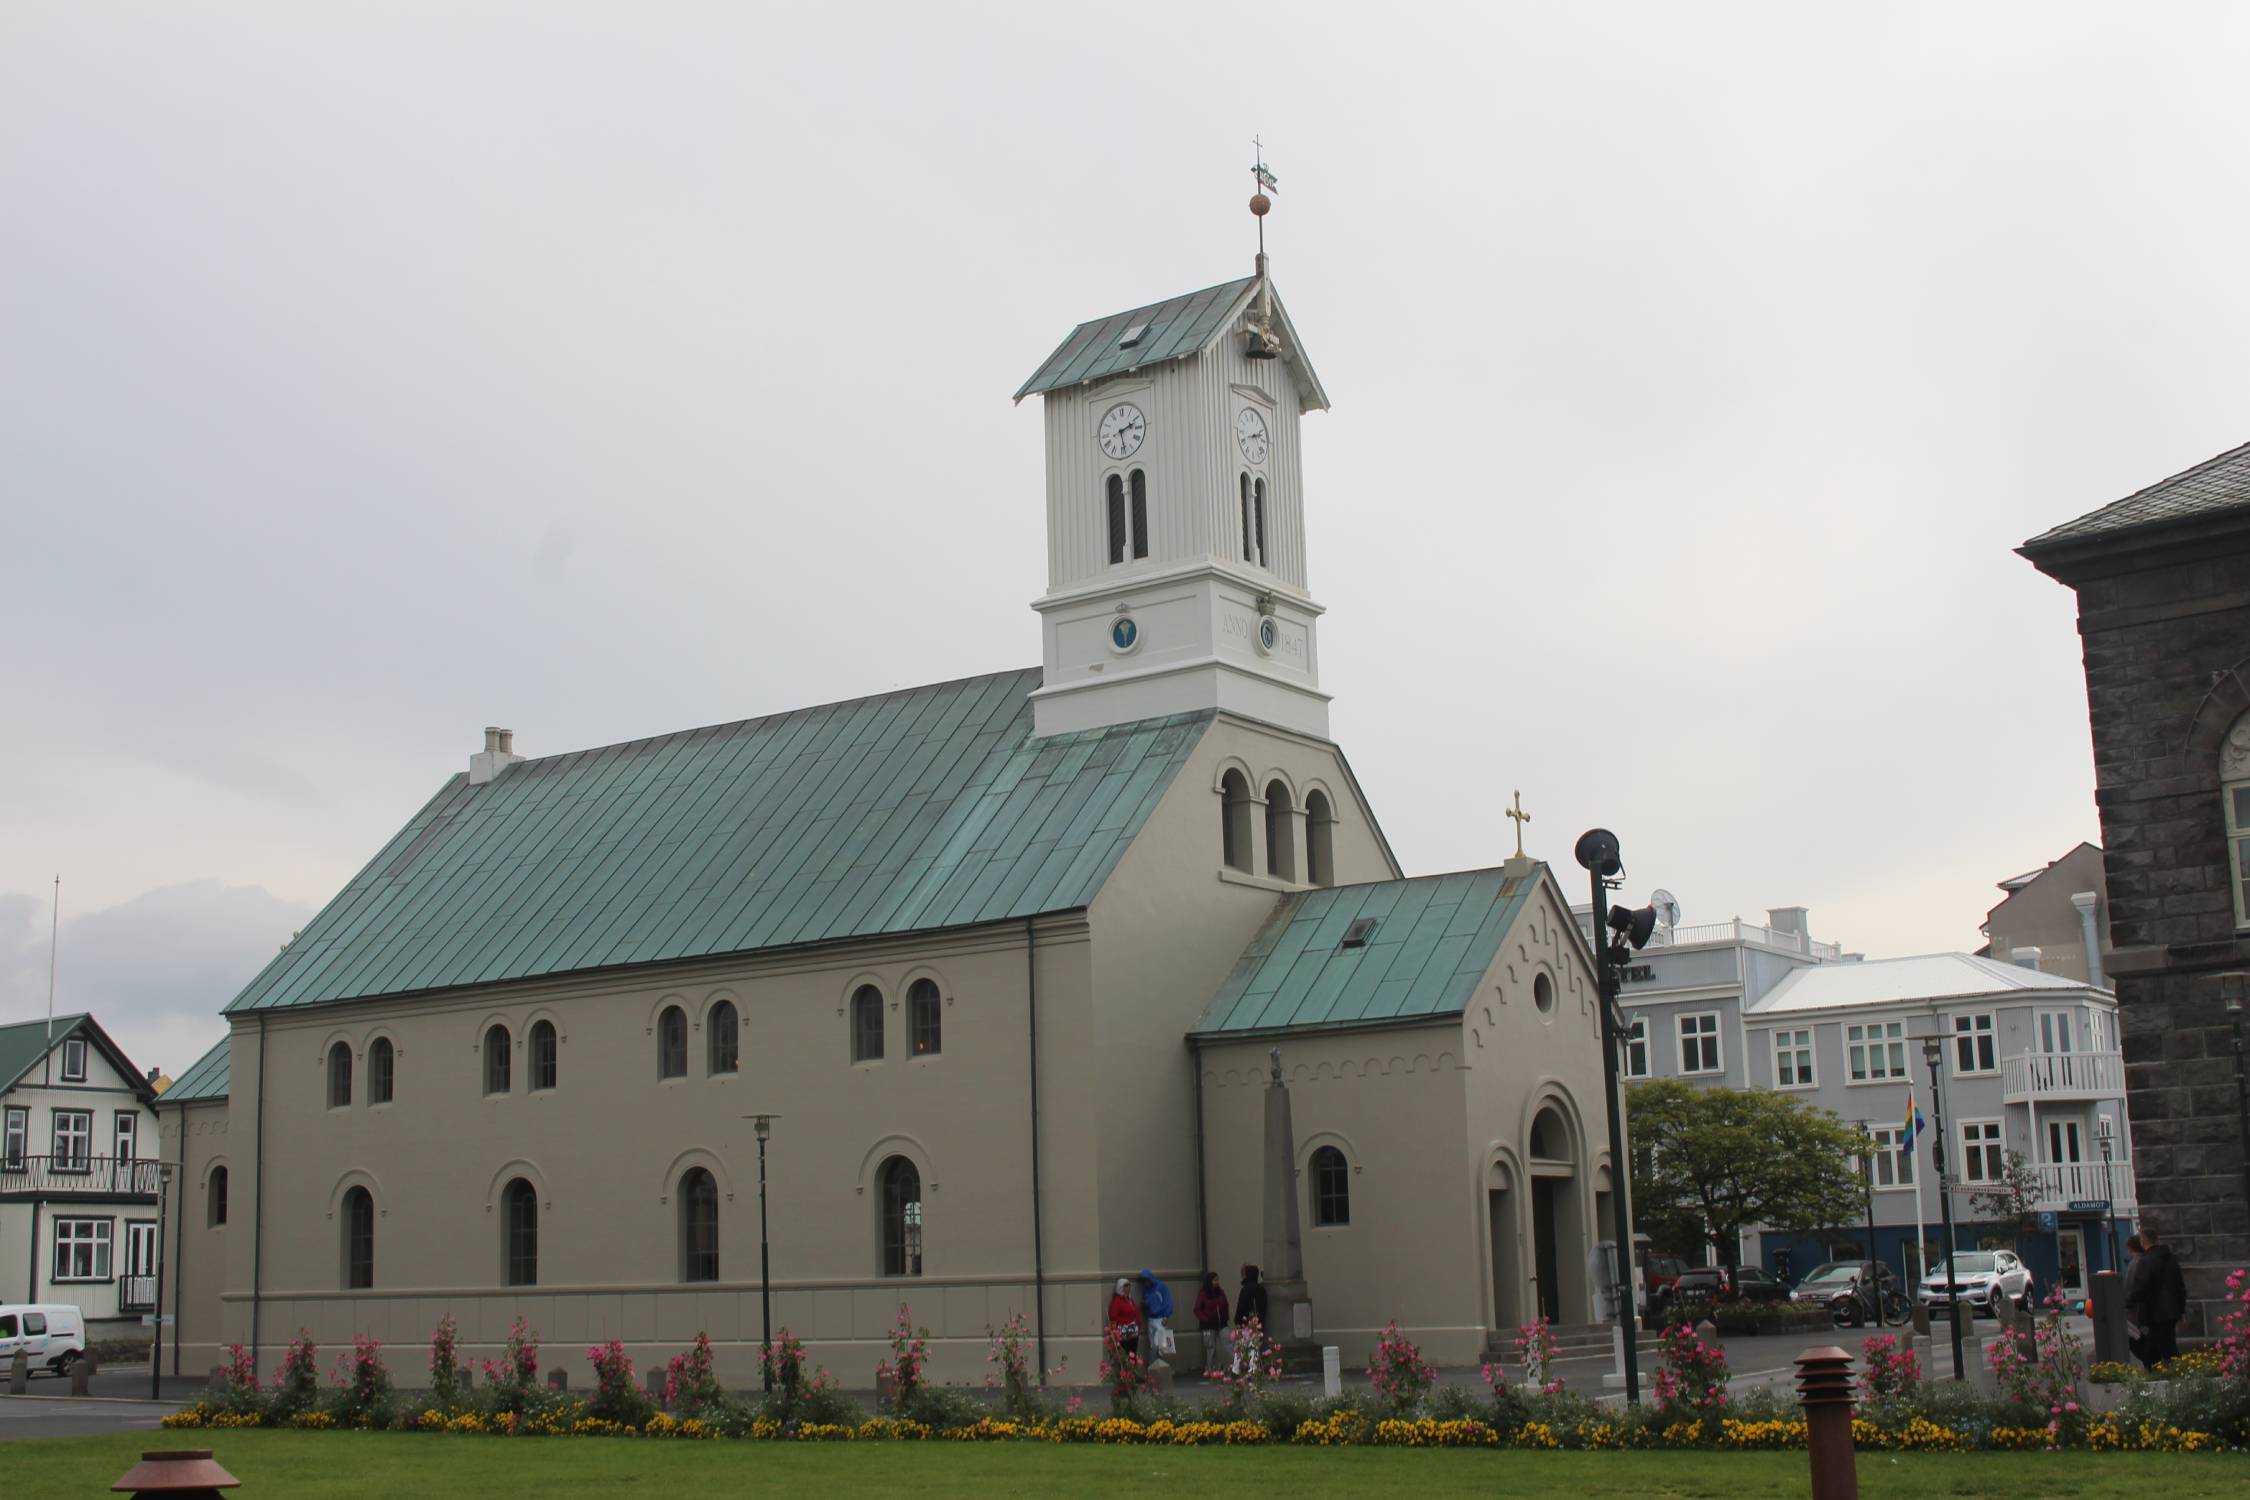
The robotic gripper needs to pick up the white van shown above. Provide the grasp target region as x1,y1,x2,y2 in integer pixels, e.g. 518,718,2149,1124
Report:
0,1304,88,1376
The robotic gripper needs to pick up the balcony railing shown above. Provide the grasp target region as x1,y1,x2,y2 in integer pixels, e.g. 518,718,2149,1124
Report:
2026,1160,2136,1214
0,1155,164,1199
2001,1049,2125,1102
118,1275,157,1312
1661,919,1844,961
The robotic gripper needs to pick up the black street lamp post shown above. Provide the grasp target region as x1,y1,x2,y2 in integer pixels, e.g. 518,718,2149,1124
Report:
2097,1117,2121,1274
1921,1037,1965,1380
1576,828,1667,1408
2224,975,2250,1216
150,1162,174,1401
747,1113,780,1389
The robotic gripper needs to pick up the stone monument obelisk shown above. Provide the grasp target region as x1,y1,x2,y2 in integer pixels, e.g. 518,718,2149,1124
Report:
1261,1047,1318,1367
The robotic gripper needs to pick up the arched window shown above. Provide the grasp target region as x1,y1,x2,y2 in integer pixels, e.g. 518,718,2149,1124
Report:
1240,473,1255,561
208,1166,229,1228
1304,790,1335,887
1129,468,1148,559
851,985,885,1063
909,979,942,1057
503,1178,538,1286
1106,474,1127,565
1220,769,1255,873
879,1156,922,1277
679,1167,719,1282
1265,780,1297,883
343,1185,374,1289
483,1025,511,1096
369,1038,394,1104
2224,712,2250,927
1253,478,1267,564
529,1021,558,1091
1310,1145,1350,1227
327,1042,352,1108
1530,1107,1569,1162
708,1001,739,1075
657,1005,688,1079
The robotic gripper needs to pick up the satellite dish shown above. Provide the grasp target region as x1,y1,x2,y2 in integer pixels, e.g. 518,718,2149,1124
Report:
1651,889,1682,929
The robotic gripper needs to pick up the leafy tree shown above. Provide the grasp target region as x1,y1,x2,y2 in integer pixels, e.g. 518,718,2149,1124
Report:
1627,1080,1867,1269
1967,1149,2043,1252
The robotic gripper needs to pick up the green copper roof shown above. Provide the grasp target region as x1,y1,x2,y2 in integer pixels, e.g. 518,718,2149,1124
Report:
1191,868,1539,1037
165,1038,230,1103
1014,277,1257,400
225,668,1211,1013
0,1013,151,1099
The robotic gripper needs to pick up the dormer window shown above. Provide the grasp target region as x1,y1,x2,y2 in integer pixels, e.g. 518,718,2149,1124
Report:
1117,322,1148,349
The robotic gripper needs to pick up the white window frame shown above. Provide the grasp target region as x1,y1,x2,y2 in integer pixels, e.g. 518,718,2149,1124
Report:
2045,1119,2084,1165
60,1036,87,1083
50,1109,92,1172
113,1111,137,1165
1868,1125,1915,1189
2037,1010,2077,1055
52,1218,112,1282
1952,1012,1997,1074
2,1106,24,1169
1622,1016,1650,1079
1846,1020,1907,1083
1961,1119,2005,1184
1771,1027,1816,1089
1677,1012,1723,1076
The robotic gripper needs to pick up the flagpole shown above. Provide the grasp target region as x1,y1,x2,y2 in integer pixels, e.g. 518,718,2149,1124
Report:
43,875,59,1086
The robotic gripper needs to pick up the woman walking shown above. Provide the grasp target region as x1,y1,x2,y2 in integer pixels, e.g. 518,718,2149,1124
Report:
1193,1272,1231,1376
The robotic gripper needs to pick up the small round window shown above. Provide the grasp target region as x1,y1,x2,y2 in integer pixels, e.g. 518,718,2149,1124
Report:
1533,972,1555,1014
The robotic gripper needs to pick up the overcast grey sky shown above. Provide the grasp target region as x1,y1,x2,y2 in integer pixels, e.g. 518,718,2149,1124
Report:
6,3,2247,1076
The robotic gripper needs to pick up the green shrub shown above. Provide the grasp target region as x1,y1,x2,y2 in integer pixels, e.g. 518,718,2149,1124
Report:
2147,1376,2250,1445
764,1380,864,1430
902,1385,990,1431
1710,1301,1830,1335
1423,1383,1486,1422
1251,1386,1318,1436
1111,1388,1195,1426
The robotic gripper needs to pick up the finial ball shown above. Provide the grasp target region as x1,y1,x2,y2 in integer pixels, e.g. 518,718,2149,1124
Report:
1249,192,1271,217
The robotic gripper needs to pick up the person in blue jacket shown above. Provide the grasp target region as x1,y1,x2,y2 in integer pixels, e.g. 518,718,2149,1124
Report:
1137,1268,1176,1359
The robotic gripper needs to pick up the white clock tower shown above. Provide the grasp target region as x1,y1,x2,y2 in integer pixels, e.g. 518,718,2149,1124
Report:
1015,249,1332,741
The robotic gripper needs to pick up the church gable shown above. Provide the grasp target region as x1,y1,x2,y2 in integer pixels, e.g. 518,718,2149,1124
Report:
224,669,1213,1014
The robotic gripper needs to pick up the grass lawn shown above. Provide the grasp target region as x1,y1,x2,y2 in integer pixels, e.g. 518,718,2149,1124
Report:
13,1432,2249,1498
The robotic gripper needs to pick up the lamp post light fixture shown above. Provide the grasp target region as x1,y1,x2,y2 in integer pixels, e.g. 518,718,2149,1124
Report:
2223,974,2250,1216
745,1113,781,1389
1920,1036,1965,1380
150,1162,175,1401
1856,1123,1878,1270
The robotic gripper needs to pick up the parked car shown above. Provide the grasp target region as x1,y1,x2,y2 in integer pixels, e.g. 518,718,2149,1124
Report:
1672,1266,1732,1302
1640,1251,1687,1317
1918,1250,2034,1318
1789,1261,1905,1327
0,1304,87,1376
1730,1266,1790,1304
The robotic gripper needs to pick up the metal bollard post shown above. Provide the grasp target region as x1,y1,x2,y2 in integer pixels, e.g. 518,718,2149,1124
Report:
2090,1271,2127,1366
9,1349,26,1395
111,1448,242,1497
1795,1346,1859,1500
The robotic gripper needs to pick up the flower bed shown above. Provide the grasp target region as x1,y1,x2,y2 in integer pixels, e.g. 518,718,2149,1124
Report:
159,1292,2250,1455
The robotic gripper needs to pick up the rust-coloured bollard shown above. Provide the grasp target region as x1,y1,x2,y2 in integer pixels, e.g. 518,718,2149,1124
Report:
109,1447,241,1497
1795,1346,1858,1500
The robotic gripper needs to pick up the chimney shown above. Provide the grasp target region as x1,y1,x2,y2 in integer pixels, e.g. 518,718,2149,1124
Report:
2070,891,2106,989
1766,906,1810,952
468,725,525,786
2010,945,2043,972
145,1067,159,1085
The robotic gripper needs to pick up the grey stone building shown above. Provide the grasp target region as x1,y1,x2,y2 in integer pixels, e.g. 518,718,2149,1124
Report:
2021,438,2250,1333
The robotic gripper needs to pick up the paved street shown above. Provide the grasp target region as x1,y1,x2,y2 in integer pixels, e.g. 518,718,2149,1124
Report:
0,1394,183,1441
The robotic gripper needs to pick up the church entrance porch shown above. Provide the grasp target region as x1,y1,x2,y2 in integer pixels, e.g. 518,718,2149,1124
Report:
1532,1177,1563,1323
1488,1165,1522,1331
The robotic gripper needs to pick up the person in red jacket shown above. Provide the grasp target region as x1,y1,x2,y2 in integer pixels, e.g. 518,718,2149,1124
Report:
1107,1277,1142,1363
1193,1272,1231,1376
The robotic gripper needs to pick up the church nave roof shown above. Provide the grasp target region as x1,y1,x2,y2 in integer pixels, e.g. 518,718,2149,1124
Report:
223,668,1210,1014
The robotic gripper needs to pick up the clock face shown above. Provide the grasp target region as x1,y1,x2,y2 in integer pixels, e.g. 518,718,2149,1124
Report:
1109,616,1140,653
1099,403,1147,461
1235,407,1270,464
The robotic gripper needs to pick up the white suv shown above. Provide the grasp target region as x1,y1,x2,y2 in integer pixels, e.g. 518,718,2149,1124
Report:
1918,1250,2034,1317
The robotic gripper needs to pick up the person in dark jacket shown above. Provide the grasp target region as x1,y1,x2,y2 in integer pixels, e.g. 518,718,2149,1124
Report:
1193,1272,1231,1375
2123,1225,2189,1369
1230,1264,1270,1374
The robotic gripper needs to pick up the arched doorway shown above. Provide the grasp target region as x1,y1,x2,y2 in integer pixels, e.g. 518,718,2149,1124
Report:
1528,1104,1588,1324
1488,1160,1522,1331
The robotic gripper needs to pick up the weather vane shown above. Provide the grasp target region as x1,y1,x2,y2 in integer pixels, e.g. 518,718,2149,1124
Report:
1249,135,1278,260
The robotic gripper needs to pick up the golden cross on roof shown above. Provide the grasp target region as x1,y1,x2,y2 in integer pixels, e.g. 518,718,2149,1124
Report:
1506,790,1531,859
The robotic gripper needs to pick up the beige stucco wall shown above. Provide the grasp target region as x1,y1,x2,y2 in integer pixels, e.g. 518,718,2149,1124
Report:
159,1097,230,1376
1983,844,2110,985
1197,865,1611,1370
